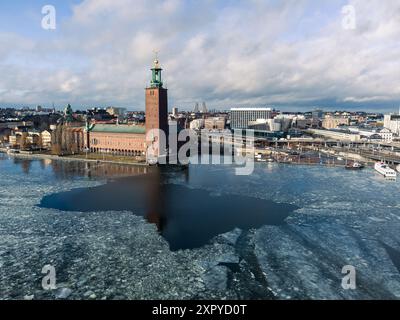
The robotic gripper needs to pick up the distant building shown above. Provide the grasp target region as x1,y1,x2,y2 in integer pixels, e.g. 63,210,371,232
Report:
201,102,208,114
189,119,205,130
204,117,226,130
312,109,323,127
248,119,282,132
172,107,179,117
8,129,52,150
230,108,273,129
322,116,350,129
40,130,52,148
310,129,361,142
88,108,115,123
0,121,34,129
379,128,393,142
194,103,200,113
106,107,126,117
384,114,400,136
292,115,311,129
347,127,393,142
312,109,324,120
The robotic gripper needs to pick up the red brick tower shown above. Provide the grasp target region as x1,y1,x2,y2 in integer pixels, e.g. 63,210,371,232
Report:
145,57,169,161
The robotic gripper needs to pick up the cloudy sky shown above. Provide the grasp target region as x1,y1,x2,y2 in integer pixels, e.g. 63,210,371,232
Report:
0,0,399,111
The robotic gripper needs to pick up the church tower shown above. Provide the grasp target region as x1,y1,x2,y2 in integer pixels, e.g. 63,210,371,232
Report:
145,56,169,160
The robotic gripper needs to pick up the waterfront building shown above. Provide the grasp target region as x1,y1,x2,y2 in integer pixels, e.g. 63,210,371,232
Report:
87,124,146,156
40,130,52,149
230,107,273,129
145,57,169,159
85,57,169,160
8,129,53,150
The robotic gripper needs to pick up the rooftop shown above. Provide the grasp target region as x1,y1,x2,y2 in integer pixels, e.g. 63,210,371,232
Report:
91,124,146,134
231,108,273,111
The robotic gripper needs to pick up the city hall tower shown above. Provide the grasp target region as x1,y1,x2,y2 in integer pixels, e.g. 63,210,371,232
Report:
145,56,169,160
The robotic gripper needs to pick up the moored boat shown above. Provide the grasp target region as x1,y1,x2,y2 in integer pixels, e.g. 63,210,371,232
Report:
374,162,397,179
345,162,364,170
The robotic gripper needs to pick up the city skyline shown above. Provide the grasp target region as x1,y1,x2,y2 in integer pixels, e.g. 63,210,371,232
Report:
0,0,400,112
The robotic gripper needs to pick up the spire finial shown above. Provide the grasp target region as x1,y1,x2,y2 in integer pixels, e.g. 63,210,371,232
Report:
153,49,160,68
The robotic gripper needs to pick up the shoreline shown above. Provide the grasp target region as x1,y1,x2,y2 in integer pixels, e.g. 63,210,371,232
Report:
0,149,149,167
1,149,368,170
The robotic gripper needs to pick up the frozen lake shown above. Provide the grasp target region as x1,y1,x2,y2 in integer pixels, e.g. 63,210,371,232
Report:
1,153,400,300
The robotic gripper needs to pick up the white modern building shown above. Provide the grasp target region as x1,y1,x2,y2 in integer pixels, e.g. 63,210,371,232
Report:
384,113,400,136
379,128,393,142
230,108,273,129
310,129,362,142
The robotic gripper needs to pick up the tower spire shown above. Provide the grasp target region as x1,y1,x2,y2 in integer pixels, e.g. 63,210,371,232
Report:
150,50,163,88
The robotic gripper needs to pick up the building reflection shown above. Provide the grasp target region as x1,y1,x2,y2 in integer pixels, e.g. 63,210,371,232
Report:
144,166,189,233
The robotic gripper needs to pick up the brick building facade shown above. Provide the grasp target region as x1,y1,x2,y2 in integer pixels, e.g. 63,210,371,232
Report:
86,58,169,160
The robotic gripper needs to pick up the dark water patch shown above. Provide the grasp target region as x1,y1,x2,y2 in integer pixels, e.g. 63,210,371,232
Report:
39,171,298,251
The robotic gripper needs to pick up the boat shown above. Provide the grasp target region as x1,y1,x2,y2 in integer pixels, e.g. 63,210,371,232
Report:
374,162,397,179
397,164,400,173
345,162,364,170
255,153,274,163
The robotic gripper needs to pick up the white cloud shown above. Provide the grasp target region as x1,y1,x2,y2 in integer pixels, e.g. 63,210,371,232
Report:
0,0,399,111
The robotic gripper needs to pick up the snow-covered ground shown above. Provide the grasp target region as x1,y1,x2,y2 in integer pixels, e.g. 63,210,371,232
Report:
1,154,400,300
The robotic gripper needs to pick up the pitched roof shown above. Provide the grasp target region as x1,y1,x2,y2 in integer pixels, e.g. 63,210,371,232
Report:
91,124,146,134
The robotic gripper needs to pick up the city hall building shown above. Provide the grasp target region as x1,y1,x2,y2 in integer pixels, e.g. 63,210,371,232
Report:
86,58,169,158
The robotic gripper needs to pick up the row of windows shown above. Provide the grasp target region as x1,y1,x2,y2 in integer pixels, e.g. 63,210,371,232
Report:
231,111,272,129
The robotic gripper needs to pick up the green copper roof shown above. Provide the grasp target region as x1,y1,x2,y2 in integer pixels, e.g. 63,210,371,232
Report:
91,124,146,134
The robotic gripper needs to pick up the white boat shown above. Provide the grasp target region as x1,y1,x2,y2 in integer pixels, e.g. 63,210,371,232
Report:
345,162,364,170
374,162,397,179
397,164,400,173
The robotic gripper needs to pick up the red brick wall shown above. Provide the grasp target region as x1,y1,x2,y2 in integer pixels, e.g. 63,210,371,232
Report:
145,87,169,157
89,132,146,154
